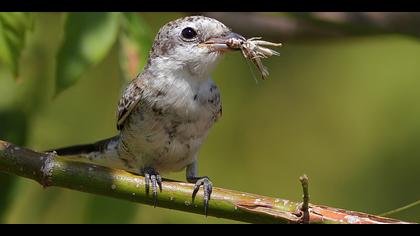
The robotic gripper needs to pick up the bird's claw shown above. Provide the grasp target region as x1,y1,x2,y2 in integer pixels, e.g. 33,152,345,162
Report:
191,176,213,216
143,167,162,207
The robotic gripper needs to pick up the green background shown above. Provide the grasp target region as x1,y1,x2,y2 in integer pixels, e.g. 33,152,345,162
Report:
0,13,419,223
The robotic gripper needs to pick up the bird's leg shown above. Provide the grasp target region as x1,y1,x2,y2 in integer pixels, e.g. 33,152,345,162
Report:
186,161,213,216
142,167,162,207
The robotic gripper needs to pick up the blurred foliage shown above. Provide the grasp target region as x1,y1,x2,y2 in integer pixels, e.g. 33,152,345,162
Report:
119,13,153,82
55,13,120,95
0,12,419,223
0,13,33,78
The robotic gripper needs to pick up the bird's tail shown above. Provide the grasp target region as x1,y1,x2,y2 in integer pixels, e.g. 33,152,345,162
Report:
45,136,126,169
47,136,117,156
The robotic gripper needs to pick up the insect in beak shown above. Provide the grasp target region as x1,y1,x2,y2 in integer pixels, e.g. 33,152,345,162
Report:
200,31,282,81
200,32,246,52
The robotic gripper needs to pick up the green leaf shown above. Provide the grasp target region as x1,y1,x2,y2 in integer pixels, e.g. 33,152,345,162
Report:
55,12,120,95
119,13,153,82
0,12,32,78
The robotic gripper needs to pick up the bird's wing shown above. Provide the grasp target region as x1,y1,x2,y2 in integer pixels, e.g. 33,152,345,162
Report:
116,76,144,130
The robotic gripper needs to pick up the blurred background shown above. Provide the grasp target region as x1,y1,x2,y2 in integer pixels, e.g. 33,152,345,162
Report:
0,12,419,223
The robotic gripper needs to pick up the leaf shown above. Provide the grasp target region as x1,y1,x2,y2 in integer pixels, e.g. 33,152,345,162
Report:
118,13,153,82
0,12,33,78
55,12,120,95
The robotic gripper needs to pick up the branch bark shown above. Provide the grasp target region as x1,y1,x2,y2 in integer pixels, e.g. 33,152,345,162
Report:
195,12,420,42
0,140,414,224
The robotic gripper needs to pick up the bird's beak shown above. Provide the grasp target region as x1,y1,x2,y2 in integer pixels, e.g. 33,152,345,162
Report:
201,32,245,52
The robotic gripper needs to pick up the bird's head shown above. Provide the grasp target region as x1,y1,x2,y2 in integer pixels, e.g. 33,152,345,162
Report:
146,15,244,79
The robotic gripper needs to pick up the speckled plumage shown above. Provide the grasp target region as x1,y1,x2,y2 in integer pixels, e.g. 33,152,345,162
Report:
116,69,222,173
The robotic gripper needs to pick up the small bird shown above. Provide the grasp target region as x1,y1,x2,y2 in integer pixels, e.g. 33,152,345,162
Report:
50,15,245,215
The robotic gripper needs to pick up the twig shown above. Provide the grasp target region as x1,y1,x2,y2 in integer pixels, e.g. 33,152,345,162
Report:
0,140,415,224
299,174,310,224
380,200,420,217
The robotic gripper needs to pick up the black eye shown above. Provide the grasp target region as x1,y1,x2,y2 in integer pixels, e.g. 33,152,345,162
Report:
181,27,197,39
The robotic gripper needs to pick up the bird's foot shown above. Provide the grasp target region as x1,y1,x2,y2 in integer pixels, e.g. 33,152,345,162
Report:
187,176,213,216
142,167,162,207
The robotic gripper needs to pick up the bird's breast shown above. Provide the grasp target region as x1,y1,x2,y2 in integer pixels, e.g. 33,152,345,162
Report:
119,77,221,173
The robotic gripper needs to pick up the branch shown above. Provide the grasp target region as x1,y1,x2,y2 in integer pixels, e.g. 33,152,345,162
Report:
195,12,420,41
0,140,414,224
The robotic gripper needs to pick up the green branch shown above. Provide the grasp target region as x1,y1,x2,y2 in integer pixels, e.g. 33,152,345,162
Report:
0,140,414,224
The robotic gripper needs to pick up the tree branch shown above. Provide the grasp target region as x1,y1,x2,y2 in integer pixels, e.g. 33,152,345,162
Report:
0,140,414,224
195,12,420,41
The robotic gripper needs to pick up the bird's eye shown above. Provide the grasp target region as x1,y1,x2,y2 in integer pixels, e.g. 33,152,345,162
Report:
181,27,197,39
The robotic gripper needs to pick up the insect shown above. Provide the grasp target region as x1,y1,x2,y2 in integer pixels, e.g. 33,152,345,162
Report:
226,37,282,80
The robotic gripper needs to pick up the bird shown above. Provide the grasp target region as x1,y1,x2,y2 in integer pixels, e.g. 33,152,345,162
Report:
49,15,245,215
